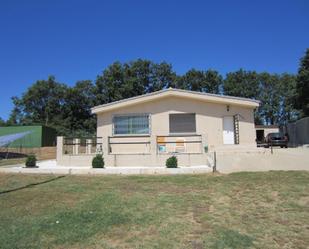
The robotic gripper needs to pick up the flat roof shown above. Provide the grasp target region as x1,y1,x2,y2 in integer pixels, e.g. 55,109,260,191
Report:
92,88,260,114
255,125,279,129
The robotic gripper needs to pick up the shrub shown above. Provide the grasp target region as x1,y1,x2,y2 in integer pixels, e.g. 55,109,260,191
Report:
25,154,37,167
92,154,104,168
166,156,177,168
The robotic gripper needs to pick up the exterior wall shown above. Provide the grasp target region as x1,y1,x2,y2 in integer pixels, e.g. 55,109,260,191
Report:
255,127,279,137
96,96,256,167
56,97,256,167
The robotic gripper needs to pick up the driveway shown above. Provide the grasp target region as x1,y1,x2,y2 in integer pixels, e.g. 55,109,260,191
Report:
217,147,309,173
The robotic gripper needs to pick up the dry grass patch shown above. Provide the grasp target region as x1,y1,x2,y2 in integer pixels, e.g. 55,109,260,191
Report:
0,171,308,249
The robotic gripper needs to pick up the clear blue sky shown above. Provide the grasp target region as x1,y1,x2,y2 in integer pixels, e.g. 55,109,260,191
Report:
0,0,308,120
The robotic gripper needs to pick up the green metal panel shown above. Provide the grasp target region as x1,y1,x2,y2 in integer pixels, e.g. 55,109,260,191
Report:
41,126,57,146
0,125,56,148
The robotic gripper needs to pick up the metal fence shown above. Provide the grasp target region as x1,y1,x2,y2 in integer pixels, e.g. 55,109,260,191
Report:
282,117,309,147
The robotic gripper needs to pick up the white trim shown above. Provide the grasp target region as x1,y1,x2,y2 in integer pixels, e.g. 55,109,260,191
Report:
92,88,260,114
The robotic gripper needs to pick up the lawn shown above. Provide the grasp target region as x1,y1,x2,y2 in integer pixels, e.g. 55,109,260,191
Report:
0,172,308,249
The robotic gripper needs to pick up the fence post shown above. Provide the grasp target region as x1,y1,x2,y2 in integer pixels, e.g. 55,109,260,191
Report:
213,151,217,173
56,136,64,162
86,139,92,154
73,138,80,155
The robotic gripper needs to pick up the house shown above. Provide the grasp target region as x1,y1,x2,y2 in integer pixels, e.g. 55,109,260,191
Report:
56,88,260,167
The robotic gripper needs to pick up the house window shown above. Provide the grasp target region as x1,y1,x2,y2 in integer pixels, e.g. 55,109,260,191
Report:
169,113,196,133
113,114,150,135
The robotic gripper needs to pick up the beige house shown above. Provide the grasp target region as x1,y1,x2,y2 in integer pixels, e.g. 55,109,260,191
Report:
57,88,259,167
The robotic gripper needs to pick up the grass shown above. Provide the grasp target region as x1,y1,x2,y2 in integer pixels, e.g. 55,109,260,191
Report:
0,171,308,249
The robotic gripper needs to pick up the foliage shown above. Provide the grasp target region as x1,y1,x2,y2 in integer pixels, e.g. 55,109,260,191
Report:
176,69,222,93
224,69,259,99
92,154,104,168
9,76,67,129
8,77,96,136
224,69,298,125
25,154,37,167
0,117,6,126
94,59,177,105
7,54,308,130
296,48,309,117
62,80,96,136
166,156,178,168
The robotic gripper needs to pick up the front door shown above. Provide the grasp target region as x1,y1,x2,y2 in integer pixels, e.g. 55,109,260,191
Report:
223,116,235,144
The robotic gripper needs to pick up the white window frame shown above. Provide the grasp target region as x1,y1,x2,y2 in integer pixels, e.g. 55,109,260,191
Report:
112,113,151,136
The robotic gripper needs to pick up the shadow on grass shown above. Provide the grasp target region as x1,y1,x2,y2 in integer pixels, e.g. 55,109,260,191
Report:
0,175,66,195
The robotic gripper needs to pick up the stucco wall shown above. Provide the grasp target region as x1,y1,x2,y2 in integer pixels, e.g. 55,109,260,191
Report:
95,96,256,167
97,96,255,146
56,96,256,167
257,127,279,137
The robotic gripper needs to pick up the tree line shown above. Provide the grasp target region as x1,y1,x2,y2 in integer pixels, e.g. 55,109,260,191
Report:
1,48,308,136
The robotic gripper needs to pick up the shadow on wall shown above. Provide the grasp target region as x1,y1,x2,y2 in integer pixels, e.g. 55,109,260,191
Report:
0,151,27,159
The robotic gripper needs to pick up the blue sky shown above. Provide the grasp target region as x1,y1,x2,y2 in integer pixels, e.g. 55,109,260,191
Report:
0,0,308,120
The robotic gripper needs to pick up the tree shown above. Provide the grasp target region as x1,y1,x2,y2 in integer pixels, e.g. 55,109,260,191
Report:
223,69,259,98
176,69,222,93
296,48,309,117
147,62,176,92
94,59,177,106
258,73,281,125
7,97,24,125
0,117,6,126
95,62,125,105
8,76,67,131
224,69,261,123
278,73,298,124
62,80,96,136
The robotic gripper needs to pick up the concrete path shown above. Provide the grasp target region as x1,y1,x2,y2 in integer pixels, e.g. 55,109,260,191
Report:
0,160,212,175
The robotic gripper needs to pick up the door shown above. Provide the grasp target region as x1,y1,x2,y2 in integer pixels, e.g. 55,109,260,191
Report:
223,116,235,144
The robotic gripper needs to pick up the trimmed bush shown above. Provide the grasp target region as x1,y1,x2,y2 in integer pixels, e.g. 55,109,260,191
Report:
25,154,37,167
92,154,104,168
166,156,177,168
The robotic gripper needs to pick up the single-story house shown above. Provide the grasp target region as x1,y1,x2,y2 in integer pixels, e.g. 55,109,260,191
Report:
56,88,260,167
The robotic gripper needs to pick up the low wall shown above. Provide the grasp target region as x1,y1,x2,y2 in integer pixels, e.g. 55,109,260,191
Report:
216,148,309,173
106,153,208,167
56,136,209,167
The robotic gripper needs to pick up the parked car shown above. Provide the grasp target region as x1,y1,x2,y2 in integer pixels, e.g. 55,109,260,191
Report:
265,132,288,148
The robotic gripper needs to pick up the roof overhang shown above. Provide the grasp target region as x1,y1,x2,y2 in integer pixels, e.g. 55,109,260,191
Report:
91,88,260,114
